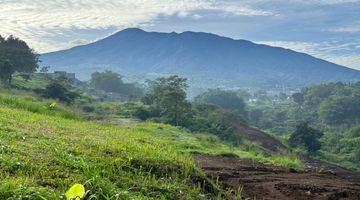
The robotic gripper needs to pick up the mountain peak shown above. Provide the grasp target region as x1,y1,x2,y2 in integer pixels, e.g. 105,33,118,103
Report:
120,27,145,33
41,29,360,88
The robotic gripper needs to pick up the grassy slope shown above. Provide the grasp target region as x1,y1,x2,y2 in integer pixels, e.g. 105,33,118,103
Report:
0,91,301,199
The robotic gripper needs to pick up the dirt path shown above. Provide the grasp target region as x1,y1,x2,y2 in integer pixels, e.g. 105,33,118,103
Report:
194,154,360,200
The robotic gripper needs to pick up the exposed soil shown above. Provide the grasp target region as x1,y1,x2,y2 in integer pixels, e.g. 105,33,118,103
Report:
235,124,289,155
194,154,360,200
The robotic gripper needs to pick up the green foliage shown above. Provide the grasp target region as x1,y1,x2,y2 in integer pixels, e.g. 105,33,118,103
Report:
189,103,245,146
143,75,192,126
49,101,57,110
11,73,50,90
37,82,80,103
292,92,304,105
318,95,360,124
137,76,246,146
0,59,14,86
247,82,360,170
66,184,85,200
0,35,39,86
195,88,248,118
289,123,323,154
90,71,143,98
33,74,80,104
320,126,360,170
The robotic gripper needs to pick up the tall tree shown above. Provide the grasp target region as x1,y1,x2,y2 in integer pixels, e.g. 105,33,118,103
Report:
289,122,323,154
0,35,39,86
143,75,191,126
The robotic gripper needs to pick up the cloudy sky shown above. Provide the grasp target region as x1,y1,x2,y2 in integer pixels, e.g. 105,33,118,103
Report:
0,0,359,70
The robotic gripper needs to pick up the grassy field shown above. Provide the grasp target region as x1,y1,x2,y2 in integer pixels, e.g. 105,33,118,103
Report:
0,91,301,199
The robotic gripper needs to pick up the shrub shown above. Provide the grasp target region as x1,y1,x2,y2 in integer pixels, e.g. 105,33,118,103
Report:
35,82,79,103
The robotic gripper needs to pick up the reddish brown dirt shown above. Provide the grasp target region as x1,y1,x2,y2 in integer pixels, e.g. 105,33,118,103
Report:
194,154,360,200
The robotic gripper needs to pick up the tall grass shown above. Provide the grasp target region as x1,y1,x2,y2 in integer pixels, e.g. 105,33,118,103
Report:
0,94,78,119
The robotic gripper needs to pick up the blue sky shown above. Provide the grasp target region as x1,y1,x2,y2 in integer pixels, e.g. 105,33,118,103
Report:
0,0,359,69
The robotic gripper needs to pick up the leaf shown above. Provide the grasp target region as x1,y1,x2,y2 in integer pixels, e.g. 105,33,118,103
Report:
66,183,85,200
49,102,57,110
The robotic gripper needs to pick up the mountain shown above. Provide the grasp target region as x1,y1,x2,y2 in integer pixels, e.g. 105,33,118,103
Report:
41,28,360,92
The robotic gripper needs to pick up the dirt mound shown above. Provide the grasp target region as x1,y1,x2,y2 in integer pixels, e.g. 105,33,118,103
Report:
234,124,289,155
194,154,360,200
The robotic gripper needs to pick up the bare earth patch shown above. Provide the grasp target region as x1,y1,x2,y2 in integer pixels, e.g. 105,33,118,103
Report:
194,154,360,200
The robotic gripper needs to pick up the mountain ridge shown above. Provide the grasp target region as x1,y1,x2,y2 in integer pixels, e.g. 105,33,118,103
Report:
41,28,360,92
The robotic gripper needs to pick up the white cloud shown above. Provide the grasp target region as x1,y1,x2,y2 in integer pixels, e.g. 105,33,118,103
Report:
0,0,273,52
324,55,360,70
192,14,203,20
68,39,89,46
243,0,360,4
327,25,360,33
258,40,360,70
210,3,275,16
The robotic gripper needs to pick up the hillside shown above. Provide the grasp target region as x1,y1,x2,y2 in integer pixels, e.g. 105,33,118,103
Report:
0,89,304,199
41,28,360,91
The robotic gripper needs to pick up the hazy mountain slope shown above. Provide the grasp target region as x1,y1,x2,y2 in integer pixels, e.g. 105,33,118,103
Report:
41,28,360,90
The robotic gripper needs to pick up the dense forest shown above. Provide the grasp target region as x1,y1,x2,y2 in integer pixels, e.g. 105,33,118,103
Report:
245,82,360,170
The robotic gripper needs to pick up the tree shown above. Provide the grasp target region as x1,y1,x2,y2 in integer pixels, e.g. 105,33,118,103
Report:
143,75,191,126
0,35,39,86
292,92,304,105
35,75,79,103
90,71,143,98
318,95,360,125
195,89,248,118
0,59,14,86
41,82,79,103
248,108,263,124
190,103,245,145
91,71,123,93
40,66,50,73
289,122,323,154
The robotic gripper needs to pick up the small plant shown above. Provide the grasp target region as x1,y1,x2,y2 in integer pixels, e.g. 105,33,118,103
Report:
66,184,85,200
49,101,57,110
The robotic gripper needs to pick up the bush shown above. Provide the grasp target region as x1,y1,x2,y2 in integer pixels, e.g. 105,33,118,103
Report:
289,122,323,155
188,103,244,146
35,82,79,103
133,107,152,121
82,105,95,113
195,89,248,118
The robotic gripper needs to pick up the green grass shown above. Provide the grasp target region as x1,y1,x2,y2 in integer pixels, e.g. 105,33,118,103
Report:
0,91,302,199
12,74,50,90
0,105,207,199
0,93,78,120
